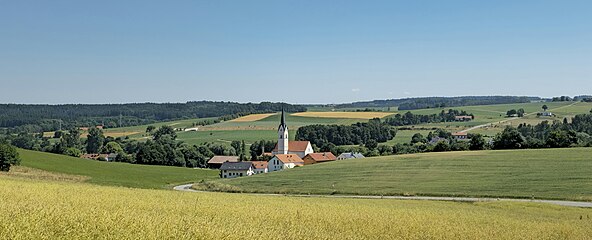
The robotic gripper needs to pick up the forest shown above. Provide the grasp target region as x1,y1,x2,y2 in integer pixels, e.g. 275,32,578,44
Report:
335,96,539,110
0,101,306,133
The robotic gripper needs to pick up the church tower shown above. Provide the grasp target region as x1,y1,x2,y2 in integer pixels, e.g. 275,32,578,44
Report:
277,109,289,154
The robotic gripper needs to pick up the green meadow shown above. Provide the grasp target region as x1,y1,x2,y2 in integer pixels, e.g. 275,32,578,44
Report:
202,148,592,201
17,149,218,189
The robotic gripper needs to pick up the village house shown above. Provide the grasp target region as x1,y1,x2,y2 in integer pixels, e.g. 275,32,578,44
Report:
454,115,474,121
219,162,255,178
336,152,365,160
302,152,337,165
267,154,304,172
251,161,268,174
452,132,469,140
81,153,117,161
207,156,239,169
271,110,314,158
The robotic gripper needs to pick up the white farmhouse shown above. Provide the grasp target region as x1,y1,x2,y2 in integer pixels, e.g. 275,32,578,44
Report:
267,154,304,172
219,162,255,178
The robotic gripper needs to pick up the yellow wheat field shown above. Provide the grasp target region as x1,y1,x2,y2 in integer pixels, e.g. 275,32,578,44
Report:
230,113,277,122
292,111,393,119
1,176,592,239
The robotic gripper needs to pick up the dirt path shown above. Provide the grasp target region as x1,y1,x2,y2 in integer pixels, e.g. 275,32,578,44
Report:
172,184,592,208
460,102,580,133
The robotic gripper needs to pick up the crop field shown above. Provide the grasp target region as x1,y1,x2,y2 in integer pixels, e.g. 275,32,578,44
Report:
176,129,296,145
18,149,218,189
229,113,277,122
1,176,591,239
292,111,394,119
204,148,592,201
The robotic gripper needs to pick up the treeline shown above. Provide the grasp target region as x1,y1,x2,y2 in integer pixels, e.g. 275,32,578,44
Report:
295,119,396,147
0,101,306,133
383,109,473,126
334,96,539,110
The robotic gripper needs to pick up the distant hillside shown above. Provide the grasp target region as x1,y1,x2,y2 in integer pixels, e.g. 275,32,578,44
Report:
335,96,541,110
0,101,306,132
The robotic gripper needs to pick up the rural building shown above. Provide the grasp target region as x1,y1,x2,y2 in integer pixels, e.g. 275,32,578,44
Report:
251,161,268,174
454,115,474,121
541,111,553,117
452,132,469,140
271,110,314,158
337,152,365,160
429,137,449,145
81,153,114,161
219,162,255,178
207,156,239,169
303,152,337,165
267,154,304,172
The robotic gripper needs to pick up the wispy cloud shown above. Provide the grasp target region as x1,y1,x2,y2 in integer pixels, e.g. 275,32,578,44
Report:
351,88,360,92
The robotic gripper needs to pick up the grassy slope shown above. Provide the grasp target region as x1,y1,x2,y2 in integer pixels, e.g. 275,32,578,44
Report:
2,176,591,239
213,148,592,201
18,149,218,189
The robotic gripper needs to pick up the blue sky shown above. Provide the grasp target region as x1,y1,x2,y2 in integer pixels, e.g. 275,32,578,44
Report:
1,0,591,104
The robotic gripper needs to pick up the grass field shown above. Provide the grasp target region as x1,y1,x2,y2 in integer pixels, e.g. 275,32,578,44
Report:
17,149,218,189
1,176,591,239
291,111,394,119
202,148,592,201
176,129,296,145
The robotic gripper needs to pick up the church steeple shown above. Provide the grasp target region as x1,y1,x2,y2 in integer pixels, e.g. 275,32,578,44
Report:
277,108,289,154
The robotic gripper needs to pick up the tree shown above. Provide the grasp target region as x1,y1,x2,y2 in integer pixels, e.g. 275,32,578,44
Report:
432,141,450,152
411,133,426,144
469,134,486,150
231,141,242,154
0,143,21,172
239,140,247,161
101,141,123,154
542,105,548,111
365,139,378,150
506,109,517,117
152,126,177,141
517,108,525,117
86,127,104,154
146,125,156,133
63,147,82,157
493,127,526,149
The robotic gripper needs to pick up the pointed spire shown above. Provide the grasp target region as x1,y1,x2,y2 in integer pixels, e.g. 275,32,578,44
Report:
280,108,287,129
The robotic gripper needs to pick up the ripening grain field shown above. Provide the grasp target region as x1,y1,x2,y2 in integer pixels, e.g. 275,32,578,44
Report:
1,176,592,240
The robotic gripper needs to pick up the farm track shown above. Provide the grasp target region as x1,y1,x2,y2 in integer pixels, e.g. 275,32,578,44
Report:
173,184,592,208
461,102,580,133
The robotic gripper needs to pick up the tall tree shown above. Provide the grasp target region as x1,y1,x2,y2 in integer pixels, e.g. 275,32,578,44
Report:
86,127,104,153
0,143,21,172
542,105,548,111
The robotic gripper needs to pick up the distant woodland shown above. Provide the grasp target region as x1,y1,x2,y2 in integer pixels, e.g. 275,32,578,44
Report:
335,96,540,110
0,101,306,132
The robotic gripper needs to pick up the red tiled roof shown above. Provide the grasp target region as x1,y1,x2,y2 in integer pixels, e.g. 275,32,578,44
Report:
452,132,468,136
304,152,337,162
273,154,304,165
207,156,239,164
251,161,268,169
272,141,310,152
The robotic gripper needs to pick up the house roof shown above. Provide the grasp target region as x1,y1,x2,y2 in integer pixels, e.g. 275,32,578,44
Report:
452,132,468,136
251,161,268,169
338,152,365,159
304,152,337,162
219,162,253,171
455,115,473,119
272,141,310,152
207,156,239,164
273,154,304,164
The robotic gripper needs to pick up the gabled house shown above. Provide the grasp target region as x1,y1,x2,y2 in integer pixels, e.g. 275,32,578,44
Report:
251,161,268,174
207,156,239,169
219,162,255,178
336,152,365,160
267,154,304,172
454,115,474,121
303,152,337,165
452,132,469,140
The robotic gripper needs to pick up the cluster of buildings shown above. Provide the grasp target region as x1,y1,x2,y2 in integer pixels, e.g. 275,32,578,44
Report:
208,110,364,178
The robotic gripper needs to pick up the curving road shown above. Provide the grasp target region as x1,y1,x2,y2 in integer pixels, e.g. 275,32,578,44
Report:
173,184,592,208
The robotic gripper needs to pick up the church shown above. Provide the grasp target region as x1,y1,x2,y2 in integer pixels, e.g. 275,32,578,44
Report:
271,109,314,158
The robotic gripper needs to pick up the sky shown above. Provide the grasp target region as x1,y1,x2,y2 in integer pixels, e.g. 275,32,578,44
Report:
1,0,591,104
